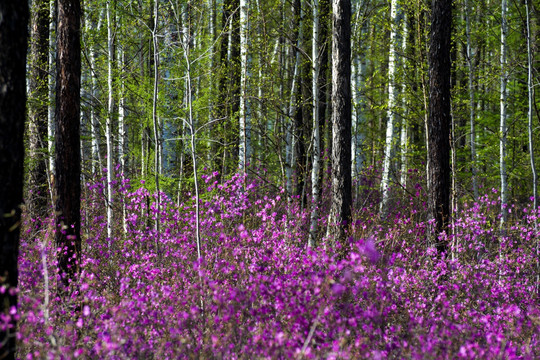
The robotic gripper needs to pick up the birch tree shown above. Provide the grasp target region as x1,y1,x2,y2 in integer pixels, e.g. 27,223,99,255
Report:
48,0,56,177
239,0,251,172
399,11,408,188
309,0,321,247
106,0,115,242
499,0,508,226
525,0,536,213
152,0,162,248
88,10,104,176
380,0,402,216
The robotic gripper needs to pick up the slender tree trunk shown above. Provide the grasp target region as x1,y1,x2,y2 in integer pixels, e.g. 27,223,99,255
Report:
28,0,50,222
287,47,300,196
500,0,508,226
239,0,251,172
118,47,127,174
319,0,330,187
183,35,202,261
427,0,452,253
525,0,537,215
351,4,367,192
400,12,408,188
0,2,28,358
118,45,127,234
380,0,402,216
89,13,103,176
152,0,161,251
327,0,352,251
55,0,82,292
48,0,56,179
287,0,303,197
309,0,321,247
525,0,538,292
106,0,115,243
208,0,217,165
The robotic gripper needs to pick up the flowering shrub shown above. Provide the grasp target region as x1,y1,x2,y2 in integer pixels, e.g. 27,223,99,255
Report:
16,171,540,359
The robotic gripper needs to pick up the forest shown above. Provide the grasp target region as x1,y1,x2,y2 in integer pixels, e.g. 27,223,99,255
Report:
1,0,540,358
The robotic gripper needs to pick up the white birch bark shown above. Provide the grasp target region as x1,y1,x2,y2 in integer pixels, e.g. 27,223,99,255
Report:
118,47,126,173
239,0,251,172
106,0,115,242
380,0,401,216
152,0,161,241
48,0,56,178
118,45,127,234
526,0,537,213
500,0,508,226
183,36,202,261
89,12,104,176
309,0,320,247
400,13,408,188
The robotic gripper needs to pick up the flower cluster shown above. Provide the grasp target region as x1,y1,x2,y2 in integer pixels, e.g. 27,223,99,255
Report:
15,171,540,359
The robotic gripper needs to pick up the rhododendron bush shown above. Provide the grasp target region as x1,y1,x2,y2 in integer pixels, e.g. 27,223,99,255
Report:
16,172,540,359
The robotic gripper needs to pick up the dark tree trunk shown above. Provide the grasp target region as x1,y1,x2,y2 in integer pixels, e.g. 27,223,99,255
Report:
318,0,330,187
28,0,51,224
216,0,240,178
328,0,352,251
427,0,452,253
0,2,29,358
297,15,312,203
55,0,81,291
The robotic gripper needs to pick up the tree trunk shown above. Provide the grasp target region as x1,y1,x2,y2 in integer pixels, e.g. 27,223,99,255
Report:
319,0,330,187
327,0,352,251
55,0,82,291
239,0,251,172
525,0,538,292
499,0,508,226
0,2,28,358
28,0,50,222
106,0,115,242
427,0,452,253
118,47,127,174
526,0,537,213
380,0,402,216
183,33,202,261
152,0,161,250
309,0,321,247
400,11,408,188
89,12,103,176
48,0,56,178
